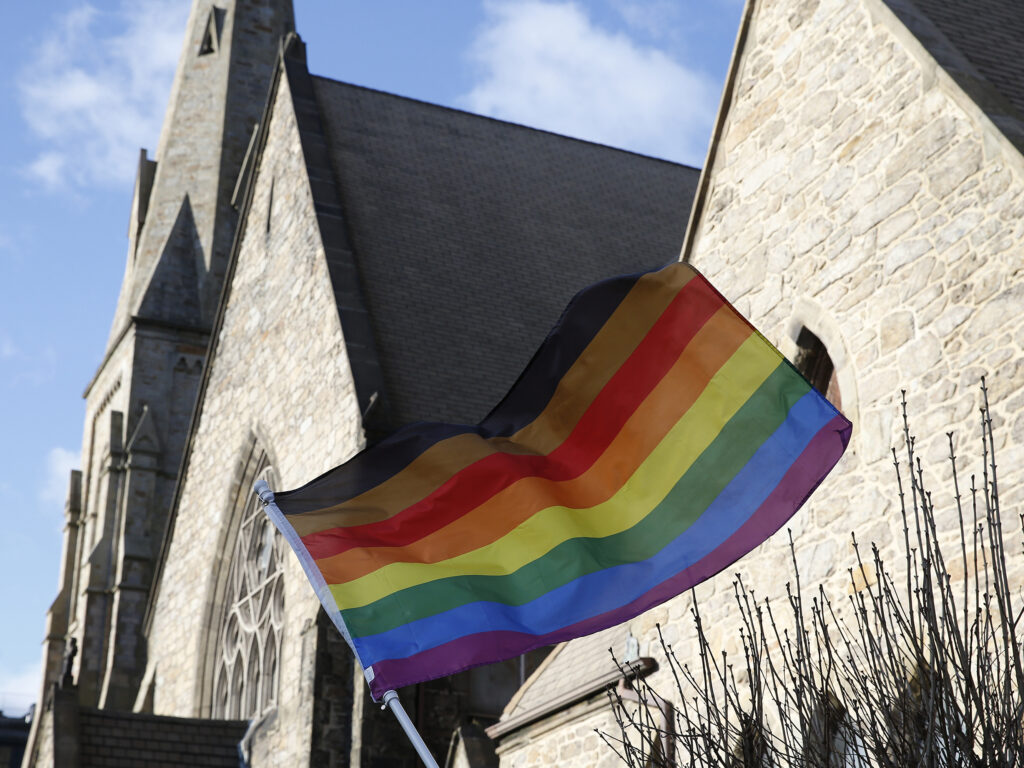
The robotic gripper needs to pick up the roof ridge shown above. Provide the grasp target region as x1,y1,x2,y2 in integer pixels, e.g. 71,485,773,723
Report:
879,0,1024,150
309,73,700,169
79,706,247,728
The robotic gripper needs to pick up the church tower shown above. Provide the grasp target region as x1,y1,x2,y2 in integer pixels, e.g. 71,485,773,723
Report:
37,0,294,714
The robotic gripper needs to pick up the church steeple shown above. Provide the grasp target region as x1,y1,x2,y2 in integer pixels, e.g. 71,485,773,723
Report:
30,0,295,718
108,0,295,345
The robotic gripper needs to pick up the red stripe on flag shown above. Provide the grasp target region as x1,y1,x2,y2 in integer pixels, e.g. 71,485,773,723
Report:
301,276,724,561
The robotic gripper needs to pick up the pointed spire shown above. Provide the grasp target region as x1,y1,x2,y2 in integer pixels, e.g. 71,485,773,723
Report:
136,197,203,327
105,0,295,349
61,0,295,713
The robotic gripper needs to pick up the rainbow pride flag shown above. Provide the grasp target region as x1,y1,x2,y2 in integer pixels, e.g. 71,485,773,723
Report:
263,262,851,699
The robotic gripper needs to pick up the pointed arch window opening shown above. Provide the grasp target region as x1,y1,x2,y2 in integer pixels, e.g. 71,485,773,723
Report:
198,7,226,57
212,457,285,720
794,326,841,410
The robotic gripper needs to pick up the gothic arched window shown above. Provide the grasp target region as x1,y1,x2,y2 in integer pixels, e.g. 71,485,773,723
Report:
212,454,285,719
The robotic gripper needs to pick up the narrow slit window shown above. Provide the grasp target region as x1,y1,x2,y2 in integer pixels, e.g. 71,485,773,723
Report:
266,177,274,236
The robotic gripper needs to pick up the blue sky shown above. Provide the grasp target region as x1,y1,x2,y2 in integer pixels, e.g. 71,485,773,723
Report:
0,0,742,716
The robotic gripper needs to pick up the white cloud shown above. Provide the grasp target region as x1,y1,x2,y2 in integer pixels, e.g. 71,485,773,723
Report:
27,152,67,189
461,0,716,166
18,1,188,190
609,0,682,39
5,346,58,389
0,332,17,360
0,659,41,717
0,332,57,387
41,447,79,506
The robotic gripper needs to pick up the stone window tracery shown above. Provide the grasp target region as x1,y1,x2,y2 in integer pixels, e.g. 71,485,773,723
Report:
212,458,285,719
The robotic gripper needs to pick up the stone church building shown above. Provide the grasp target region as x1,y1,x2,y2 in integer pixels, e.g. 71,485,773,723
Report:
23,0,1024,765
21,0,699,764
488,0,1024,765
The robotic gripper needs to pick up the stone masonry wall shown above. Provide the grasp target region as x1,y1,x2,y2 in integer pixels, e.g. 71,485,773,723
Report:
145,70,364,767
36,0,287,728
27,697,54,768
659,0,1024,754
498,0,1024,764
108,0,227,343
684,0,1024,596
110,0,289,340
497,697,623,768
69,339,133,705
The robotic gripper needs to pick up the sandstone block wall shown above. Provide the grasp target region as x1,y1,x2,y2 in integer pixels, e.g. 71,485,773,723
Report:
145,72,364,767
659,0,1024,750
498,0,1024,764
70,339,132,688
60,303,208,709
687,0,1024,588
497,698,624,768
28,702,54,768
37,0,288,725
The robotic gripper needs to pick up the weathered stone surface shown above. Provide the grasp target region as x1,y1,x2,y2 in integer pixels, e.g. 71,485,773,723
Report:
855,133,899,176
795,538,840,583
146,75,360,767
877,208,917,248
883,237,931,274
28,3,292,764
884,115,956,186
964,285,1024,344
880,309,915,353
794,215,833,254
928,141,983,199
822,165,856,204
315,0,1024,764
850,178,921,236
546,0,1024,762
898,332,943,378
801,89,839,127
741,151,789,197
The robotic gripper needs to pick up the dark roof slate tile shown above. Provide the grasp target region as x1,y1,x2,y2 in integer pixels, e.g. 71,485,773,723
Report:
309,76,700,428
906,0,1024,119
78,709,246,766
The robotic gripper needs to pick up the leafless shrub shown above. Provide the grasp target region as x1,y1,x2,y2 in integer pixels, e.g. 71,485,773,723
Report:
600,381,1024,767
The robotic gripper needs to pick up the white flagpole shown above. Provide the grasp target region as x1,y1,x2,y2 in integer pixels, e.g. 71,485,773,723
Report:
252,480,440,767
382,690,440,768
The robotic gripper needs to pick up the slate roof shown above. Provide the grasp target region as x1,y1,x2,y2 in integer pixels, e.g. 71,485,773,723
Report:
0,711,29,768
78,709,247,767
503,625,625,722
905,0,1024,118
878,0,1024,150
307,74,700,428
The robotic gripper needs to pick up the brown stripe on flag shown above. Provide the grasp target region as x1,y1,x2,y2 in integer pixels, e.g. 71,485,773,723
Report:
286,264,699,536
